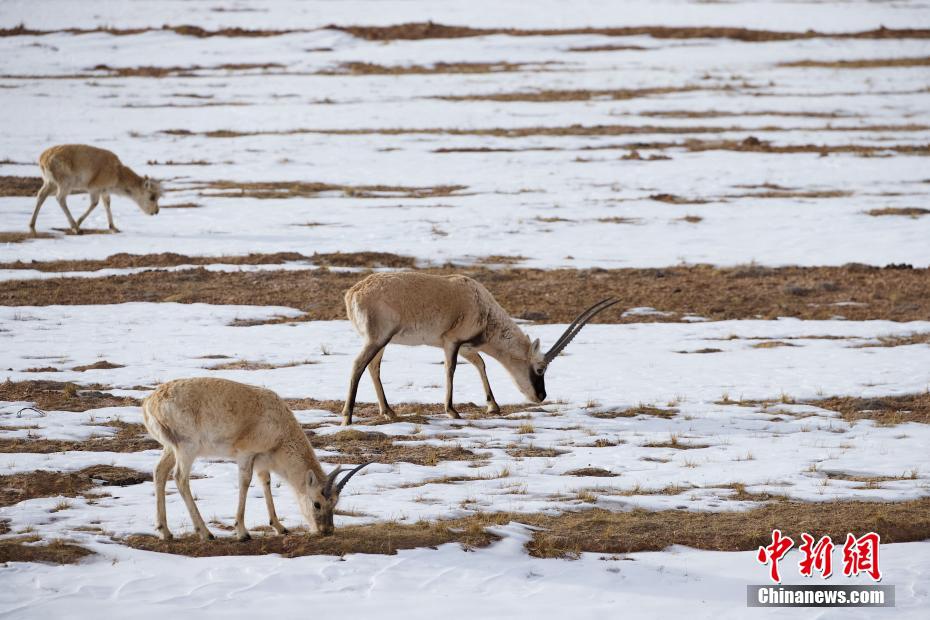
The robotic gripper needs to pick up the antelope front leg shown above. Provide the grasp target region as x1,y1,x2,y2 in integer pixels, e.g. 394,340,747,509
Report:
461,348,500,414
235,456,255,541
102,193,120,233
55,191,81,234
76,193,100,228
257,469,288,535
442,341,462,418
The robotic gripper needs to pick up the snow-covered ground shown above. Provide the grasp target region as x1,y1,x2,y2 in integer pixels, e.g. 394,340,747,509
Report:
2,1,929,617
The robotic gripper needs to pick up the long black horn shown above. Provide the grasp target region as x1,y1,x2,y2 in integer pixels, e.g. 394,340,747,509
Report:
322,466,342,498
336,462,370,495
543,298,620,366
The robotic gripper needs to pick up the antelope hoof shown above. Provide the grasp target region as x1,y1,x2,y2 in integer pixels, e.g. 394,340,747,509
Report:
109,226,121,234
340,417,353,427
276,526,289,536
157,528,173,541
487,403,501,415
237,532,252,542
199,530,215,542
446,407,461,419
29,227,37,237
381,409,398,421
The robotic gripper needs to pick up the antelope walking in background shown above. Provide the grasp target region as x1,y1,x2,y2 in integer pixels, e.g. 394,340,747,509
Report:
341,272,618,425
143,377,368,540
29,144,161,234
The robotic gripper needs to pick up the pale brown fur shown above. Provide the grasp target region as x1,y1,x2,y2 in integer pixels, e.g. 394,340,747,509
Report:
30,144,161,234
143,377,361,541
341,272,547,424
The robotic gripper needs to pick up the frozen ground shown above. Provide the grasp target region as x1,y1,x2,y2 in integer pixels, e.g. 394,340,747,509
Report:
1,1,929,618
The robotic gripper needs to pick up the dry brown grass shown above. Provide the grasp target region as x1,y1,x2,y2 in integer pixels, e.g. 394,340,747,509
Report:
92,63,283,77
439,86,698,102
0,251,414,273
0,538,93,564
71,360,124,372
0,420,158,454
0,231,57,244
0,465,150,507
523,498,930,557
781,57,930,69
568,44,647,52
207,359,316,370
0,175,41,197
677,215,703,223
589,405,678,419
329,23,930,43
751,341,798,349
0,24,301,38
649,193,710,204
853,333,930,348
185,178,467,199
287,397,526,422
866,207,930,218
564,467,618,477
811,393,930,425
322,61,541,75
435,138,930,157
506,445,567,458
308,429,488,466
5,264,930,324
120,497,930,559
122,518,499,557
0,379,140,412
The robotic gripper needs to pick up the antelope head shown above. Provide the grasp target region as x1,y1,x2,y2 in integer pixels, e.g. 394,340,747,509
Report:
304,462,370,536
518,298,620,403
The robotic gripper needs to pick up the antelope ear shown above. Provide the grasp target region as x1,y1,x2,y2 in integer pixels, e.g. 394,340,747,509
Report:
532,338,541,354
306,471,316,487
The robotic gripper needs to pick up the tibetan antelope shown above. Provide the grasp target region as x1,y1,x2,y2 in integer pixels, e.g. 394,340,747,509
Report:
143,377,369,540
341,272,618,425
29,144,161,235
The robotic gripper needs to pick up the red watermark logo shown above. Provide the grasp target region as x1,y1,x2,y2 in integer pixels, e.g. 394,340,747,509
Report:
757,531,882,583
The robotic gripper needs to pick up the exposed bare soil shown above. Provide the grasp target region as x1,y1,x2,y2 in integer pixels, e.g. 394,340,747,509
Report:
4,264,928,323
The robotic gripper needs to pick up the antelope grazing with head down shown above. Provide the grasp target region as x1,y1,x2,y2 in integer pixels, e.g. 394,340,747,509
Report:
143,377,368,540
341,272,618,425
29,144,161,235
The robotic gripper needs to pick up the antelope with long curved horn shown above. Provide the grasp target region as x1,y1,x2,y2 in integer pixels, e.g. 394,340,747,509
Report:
340,272,619,425
143,377,370,540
